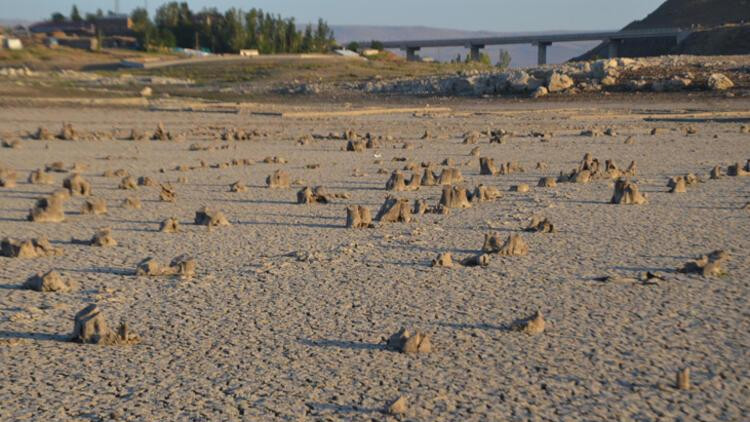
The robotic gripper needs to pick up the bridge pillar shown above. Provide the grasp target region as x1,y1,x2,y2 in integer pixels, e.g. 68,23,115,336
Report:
535,42,551,65
468,44,484,62
607,39,621,59
402,46,421,61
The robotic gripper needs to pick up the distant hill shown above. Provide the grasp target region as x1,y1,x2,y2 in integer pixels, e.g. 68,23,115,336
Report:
575,0,750,60
331,25,598,68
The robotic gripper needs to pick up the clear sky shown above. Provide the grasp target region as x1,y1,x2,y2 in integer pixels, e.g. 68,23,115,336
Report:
7,0,664,31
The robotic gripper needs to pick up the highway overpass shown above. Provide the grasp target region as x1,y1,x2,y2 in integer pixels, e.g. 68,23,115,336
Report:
357,28,691,64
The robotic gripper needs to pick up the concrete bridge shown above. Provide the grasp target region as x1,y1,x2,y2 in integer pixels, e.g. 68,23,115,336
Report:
358,28,690,64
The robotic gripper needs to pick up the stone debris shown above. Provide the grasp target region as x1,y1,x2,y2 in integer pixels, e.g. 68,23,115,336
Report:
81,197,108,215
677,250,729,277
22,270,72,292
524,216,554,233
1,237,63,258
266,170,291,188
386,328,432,354
28,195,65,223
70,304,140,345
159,217,180,233
122,197,142,209
611,178,647,205
63,173,91,196
230,181,247,193
194,207,230,227
387,396,408,415
440,185,472,209
118,176,137,191
483,233,529,256
510,310,546,335
375,196,412,223
159,184,176,202
28,169,54,185
345,205,374,229
431,252,453,268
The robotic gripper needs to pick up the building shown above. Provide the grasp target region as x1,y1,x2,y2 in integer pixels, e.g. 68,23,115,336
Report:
94,15,133,36
29,20,95,36
56,37,98,51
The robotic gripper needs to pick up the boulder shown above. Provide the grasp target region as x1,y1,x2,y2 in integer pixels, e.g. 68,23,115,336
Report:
375,196,412,223
547,72,574,93
611,178,646,205
510,310,545,335
23,270,72,292
386,328,432,354
439,185,472,209
230,181,247,193
479,157,499,176
159,217,180,233
81,197,108,215
28,195,65,223
122,197,142,209
266,170,291,188
28,169,54,185
431,252,453,268
438,168,464,185
707,73,734,91
70,304,139,345
483,233,529,256
345,205,373,229
63,174,91,196
470,184,501,203
677,250,729,277
194,207,230,227
159,184,176,202
524,216,554,233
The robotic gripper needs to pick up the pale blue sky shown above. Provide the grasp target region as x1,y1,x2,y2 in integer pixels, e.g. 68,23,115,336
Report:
7,0,664,31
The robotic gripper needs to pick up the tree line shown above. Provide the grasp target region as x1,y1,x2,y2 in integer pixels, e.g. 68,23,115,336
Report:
54,3,337,54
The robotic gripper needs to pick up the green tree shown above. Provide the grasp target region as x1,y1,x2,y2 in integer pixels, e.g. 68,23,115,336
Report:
497,49,511,69
71,5,82,22
347,41,359,51
370,40,384,51
222,8,246,53
479,52,491,65
51,12,66,23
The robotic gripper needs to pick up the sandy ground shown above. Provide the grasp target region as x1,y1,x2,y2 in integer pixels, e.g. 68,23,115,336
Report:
0,97,748,421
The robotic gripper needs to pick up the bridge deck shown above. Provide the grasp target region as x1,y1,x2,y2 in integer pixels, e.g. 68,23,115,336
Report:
359,28,687,49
